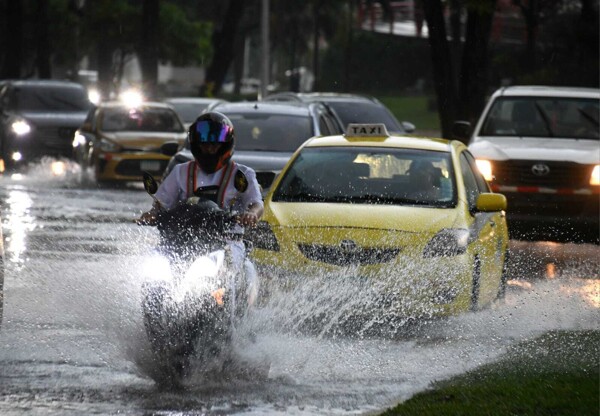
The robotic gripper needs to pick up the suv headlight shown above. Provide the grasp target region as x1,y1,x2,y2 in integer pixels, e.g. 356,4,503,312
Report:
99,138,120,152
475,159,493,181
11,119,32,136
591,165,600,186
423,228,469,258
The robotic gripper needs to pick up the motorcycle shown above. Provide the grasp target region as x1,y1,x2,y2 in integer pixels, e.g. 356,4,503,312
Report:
138,172,257,386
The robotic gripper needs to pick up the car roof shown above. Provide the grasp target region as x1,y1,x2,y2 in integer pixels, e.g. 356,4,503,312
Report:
212,101,316,116
164,97,225,104
266,92,379,103
493,85,600,99
99,101,176,110
3,79,86,89
303,125,454,152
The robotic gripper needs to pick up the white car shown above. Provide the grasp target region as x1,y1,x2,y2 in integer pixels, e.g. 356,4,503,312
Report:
453,85,599,244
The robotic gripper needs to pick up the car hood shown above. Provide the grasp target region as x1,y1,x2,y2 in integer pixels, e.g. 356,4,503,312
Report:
172,149,292,172
470,136,600,164
267,201,460,234
103,131,186,147
19,111,88,127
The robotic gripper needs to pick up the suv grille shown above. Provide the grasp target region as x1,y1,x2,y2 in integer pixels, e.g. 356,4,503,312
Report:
492,160,591,188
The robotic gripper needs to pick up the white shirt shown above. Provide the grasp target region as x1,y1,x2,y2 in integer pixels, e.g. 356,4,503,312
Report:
155,161,263,214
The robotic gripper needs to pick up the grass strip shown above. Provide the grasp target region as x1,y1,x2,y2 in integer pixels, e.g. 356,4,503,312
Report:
381,330,599,416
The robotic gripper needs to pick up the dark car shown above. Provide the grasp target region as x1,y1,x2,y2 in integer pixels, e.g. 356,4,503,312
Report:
0,79,92,172
264,92,416,134
73,101,187,183
162,101,344,192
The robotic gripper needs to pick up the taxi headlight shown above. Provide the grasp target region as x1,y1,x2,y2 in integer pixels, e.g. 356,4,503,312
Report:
590,165,600,186
11,119,32,136
247,221,280,251
423,228,469,258
475,159,493,181
99,138,120,152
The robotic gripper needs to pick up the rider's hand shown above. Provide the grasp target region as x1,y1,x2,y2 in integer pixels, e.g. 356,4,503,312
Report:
137,210,157,225
237,211,259,227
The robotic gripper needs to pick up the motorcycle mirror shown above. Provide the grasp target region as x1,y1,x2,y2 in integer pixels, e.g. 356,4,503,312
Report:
142,171,159,195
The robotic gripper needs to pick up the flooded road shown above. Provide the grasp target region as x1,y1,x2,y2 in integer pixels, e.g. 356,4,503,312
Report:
0,164,598,415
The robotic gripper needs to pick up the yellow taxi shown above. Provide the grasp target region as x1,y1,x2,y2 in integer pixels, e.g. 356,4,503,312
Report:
250,124,509,319
72,101,187,183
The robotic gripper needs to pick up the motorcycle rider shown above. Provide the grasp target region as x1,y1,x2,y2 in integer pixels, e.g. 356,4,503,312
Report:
138,111,264,306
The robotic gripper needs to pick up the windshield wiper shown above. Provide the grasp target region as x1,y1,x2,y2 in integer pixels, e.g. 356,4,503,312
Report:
534,101,554,137
578,106,599,127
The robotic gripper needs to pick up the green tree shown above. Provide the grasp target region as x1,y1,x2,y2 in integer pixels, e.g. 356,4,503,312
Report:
421,0,497,138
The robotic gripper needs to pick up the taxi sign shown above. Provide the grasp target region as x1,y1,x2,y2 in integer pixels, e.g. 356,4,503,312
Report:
345,123,389,137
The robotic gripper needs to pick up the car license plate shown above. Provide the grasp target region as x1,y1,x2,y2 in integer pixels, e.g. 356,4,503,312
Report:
140,161,161,171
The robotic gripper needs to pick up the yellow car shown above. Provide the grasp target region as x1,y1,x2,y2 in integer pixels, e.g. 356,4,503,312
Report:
72,101,186,183
250,124,509,320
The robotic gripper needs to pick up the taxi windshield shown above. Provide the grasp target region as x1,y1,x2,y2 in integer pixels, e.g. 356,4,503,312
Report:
101,107,184,132
273,147,456,207
480,97,599,139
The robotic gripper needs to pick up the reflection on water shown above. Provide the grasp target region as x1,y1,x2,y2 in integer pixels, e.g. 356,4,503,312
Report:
506,240,600,280
3,187,36,268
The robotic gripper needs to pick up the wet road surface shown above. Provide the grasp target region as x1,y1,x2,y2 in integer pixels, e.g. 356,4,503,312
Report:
0,164,598,415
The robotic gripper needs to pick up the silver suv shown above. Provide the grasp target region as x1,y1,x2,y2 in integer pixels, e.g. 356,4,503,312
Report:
453,85,599,244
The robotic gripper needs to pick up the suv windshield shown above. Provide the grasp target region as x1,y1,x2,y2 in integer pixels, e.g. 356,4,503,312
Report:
480,97,599,139
273,147,456,207
225,113,313,151
14,86,91,112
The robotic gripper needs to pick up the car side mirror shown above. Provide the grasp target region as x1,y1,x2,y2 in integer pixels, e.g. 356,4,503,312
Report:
401,121,416,134
160,141,180,157
476,193,507,212
452,121,471,144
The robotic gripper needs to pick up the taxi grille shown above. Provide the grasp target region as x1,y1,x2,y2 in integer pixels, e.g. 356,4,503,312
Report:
492,160,591,188
298,243,400,266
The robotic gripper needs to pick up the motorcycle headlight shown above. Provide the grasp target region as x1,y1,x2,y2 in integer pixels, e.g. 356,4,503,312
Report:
11,119,32,136
475,159,493,181
591,165,600,186
423,228,470,258
99,138,120,152
142,255,173,282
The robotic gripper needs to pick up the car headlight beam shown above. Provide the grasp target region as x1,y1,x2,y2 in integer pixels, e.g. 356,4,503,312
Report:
11,120,32,136
475,159,493,181
423,228,470,258
591,165,600,186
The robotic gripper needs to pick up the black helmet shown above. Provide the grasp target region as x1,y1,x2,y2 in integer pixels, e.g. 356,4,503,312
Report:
188,112,235,173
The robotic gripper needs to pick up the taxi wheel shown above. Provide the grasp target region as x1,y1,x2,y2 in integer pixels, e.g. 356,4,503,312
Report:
469,255,481,312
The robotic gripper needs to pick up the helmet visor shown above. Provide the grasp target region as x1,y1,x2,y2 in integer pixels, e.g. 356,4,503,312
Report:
194,120,231,143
